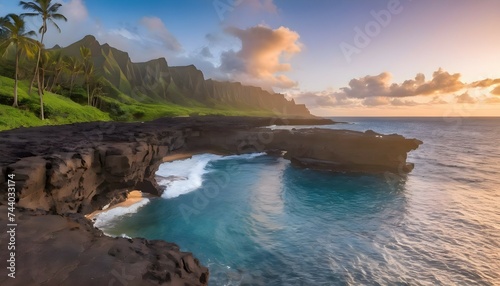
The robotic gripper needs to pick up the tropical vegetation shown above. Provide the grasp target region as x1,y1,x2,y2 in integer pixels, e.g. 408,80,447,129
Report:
0,1,277,131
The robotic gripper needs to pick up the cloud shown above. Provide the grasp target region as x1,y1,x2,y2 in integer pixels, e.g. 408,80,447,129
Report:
414,69,464,95
219,25,302,90
293,69,478,109
470,78,500,88
294,91,356,107
341,72,393,99
391,98,418,106
60,0,88,22
205,32,224,45
338,68,464,99
455,92,477,104
42,0,93,47
140,17,182,53
40,0,183,62
484,97,500,104
492,85,500,96
92,18,184,62
109,28,142,42
363,97,390,106
428,96,448,105
199,47,213,58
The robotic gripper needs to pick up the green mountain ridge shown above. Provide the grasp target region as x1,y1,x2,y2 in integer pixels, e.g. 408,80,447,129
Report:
52,35,312,117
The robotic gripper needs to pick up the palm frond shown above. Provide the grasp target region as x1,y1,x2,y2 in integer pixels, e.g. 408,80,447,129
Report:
10,14,25,29
20,0,67,38
48,18,61,33
48,3,63,13
50,13,67,22
20,12,40,17
19,1,43,13
0,41,12,57
0,13,37,58
24,30,37,38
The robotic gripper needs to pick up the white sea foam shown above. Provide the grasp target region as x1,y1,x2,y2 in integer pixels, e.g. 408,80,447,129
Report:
156,153,266,199
218,152,266,161
101,203,110,210
119,233,132,239
93,198,150,229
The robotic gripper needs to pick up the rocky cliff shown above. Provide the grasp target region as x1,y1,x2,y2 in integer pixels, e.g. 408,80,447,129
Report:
53,36,311,117
0,116,421,285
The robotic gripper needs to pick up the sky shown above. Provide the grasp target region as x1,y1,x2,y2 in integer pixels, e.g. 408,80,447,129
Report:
2,0,500,116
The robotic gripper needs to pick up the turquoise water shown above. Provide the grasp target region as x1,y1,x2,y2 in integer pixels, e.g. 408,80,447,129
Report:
100,118,500,285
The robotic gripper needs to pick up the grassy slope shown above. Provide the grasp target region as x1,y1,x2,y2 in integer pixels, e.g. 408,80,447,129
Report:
0,75,276,131
0,76,111,131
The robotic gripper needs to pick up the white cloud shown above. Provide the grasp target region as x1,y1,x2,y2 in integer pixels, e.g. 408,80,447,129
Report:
219,25,302,91
140,17,182,53
109,28,143,42
40,0,183,63
60,0,88,22
40,0,96,47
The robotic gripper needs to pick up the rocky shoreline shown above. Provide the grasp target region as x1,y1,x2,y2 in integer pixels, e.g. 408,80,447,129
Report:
0,116,421,285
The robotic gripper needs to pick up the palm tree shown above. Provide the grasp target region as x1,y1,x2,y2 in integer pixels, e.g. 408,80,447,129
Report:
0,14,37,107
90,78,106,108
38,48,50,90
48,51,64,92
80,46,93,105
0,16,9,40
64,55,81,96
20,0,67,119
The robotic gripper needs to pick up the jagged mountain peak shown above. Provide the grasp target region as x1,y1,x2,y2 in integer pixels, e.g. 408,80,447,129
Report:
82,34,98,43
54,35,312,117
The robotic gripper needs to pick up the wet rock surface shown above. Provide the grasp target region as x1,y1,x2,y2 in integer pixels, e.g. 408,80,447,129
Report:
0,116,421,285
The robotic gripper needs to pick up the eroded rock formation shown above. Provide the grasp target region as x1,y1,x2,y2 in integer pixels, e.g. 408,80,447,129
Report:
0,116,421,285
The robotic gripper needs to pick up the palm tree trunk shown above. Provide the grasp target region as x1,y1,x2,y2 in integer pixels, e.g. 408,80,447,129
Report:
44,71,51,90
28,65,37,94
37,60,44,120
13,49,19,107
50,70,61,92
37,29,46,120
69,72,75,96
87,81,90,105
41,68,46,90
30,31,45,95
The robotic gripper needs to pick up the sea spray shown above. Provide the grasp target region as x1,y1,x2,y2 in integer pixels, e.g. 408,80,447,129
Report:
102,118,500,285
93,198,150,229
157,153,266,199
92,153,267,232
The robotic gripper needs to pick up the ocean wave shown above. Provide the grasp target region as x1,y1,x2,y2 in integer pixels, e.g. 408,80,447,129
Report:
157,153,266,199
93,198,150,229
218,152,267,161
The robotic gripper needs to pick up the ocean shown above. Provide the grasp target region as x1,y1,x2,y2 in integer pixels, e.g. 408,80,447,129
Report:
96,117,500,285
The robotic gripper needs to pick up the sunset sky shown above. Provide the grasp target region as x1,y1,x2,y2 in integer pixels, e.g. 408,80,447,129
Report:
2,0,500,116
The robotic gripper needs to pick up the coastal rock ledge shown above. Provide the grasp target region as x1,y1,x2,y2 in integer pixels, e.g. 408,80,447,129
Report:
0,116,421,286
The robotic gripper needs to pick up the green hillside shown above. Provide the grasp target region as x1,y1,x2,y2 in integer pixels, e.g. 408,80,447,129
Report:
0,75,276,131
0,34,312,131
0,75,110,130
